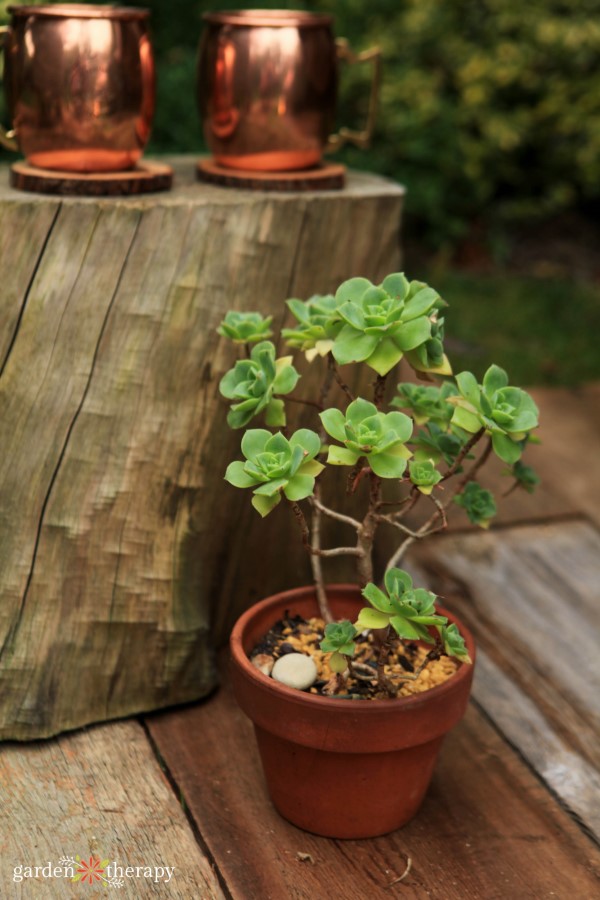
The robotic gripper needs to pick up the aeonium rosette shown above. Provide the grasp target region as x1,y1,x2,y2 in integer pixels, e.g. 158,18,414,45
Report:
391,381,457,426
217,310,273,344
448,364,539,463
408,459,442,495
454,481,497,529
355,568,471,663
320,398,413,478
330,273,451,376
282,293,343,361
219,340,299,429
224,428,324,516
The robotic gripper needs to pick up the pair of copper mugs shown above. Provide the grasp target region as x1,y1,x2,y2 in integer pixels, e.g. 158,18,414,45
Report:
0,5,380,174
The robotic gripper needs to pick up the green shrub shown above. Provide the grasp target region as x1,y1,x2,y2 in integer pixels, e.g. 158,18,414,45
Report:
319,0,600,245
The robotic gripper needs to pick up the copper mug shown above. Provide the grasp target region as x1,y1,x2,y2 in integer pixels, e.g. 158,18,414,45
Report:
0,4,155,172
197,10,381,172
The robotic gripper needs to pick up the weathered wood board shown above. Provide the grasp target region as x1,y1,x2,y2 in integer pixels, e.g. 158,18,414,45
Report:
0,720,224,898
0,158,404,738
412,519,600,829
146,654,600,900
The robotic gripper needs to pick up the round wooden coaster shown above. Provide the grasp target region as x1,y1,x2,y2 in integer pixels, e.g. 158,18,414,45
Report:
196,158,346,192
10,160,173,196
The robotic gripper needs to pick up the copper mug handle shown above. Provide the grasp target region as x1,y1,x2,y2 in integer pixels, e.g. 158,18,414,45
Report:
327,38,382,153
0,26,18,152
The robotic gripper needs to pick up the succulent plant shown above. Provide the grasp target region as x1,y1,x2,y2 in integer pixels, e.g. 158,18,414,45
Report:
219,270,540,698
330,274,445,376
320,621,358,673
219,341,300,429
439,623,472,664
217,310,273,344
448,365,539,464
224,428,324,516
454,481,497,528
408,459,443,494
356,568,447,644
320,398,413,478
282,294,343,361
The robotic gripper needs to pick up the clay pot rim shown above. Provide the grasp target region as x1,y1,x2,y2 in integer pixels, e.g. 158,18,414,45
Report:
230,583,476,715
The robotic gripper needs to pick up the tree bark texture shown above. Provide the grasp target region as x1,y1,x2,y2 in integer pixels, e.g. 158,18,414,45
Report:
0,157,404,739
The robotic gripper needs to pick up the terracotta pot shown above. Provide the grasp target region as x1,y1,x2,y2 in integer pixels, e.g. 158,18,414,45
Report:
230,584,476,839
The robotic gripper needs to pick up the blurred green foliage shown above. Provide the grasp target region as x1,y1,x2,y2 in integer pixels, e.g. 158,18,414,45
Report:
1,0,600,248
423,270,600,386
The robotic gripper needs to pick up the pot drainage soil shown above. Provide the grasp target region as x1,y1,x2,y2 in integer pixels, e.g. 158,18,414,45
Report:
250,612,458,700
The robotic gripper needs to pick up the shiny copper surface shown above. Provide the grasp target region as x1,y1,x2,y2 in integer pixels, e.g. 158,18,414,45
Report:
2,5,155,172
197,10,338,172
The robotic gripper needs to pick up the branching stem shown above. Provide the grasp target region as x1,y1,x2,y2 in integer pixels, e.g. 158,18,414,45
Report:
441,427,485,481
310,496,361,531
328,354,355,402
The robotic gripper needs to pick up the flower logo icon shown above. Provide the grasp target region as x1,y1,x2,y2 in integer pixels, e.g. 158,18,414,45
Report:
73,856,107,885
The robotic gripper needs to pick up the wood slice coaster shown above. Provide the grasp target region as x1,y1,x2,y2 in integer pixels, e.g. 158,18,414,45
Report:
196,158,346,191
10,160,173,196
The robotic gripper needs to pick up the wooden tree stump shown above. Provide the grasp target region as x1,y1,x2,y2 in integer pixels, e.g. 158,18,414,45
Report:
0,156,404,740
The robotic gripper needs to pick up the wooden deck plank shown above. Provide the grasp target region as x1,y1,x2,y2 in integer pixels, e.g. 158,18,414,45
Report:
472,649,600,840
146,661,600,900
0,720,224,898
413,520,600,796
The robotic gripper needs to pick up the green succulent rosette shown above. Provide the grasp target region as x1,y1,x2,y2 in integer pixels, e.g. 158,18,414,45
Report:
439,623,472,664
217,311,273,344
320,398,413,479
331,273,449,376
447,365,539,464
454,481,497,528
408,458,442,495
219,341,300,429
355,568,471,663
224,428,324,516
320,621,358,673
392,381,457,426
282,294,343,361
356,568,447,644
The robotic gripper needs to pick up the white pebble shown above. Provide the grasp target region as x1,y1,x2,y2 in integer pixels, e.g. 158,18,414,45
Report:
271,653,317,690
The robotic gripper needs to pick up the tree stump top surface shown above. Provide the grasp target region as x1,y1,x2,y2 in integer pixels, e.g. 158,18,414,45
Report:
0,156,405,207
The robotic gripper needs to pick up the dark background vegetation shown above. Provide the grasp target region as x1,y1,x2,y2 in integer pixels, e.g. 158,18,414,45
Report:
1,0,599,384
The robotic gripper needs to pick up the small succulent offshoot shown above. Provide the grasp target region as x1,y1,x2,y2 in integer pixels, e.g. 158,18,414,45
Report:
218,271,540,697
